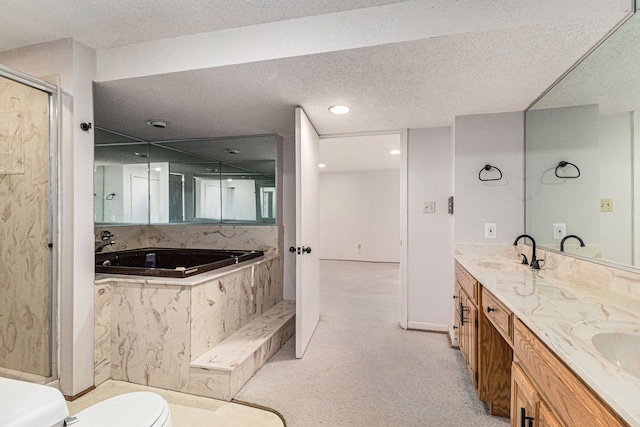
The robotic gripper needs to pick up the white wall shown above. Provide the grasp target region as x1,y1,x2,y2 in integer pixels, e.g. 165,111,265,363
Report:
455,112,525,244
319,170,400,262
526,105,599,246
0,39,97,396
599,112,632,264
407,127,453,331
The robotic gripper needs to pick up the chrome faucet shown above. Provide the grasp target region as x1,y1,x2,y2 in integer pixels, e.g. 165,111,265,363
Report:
560,234,585,252
95,230,116,253
513,234,542,269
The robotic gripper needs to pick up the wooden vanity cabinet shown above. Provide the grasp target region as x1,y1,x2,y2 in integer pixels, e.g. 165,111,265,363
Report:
454,262,478,389
454,261,629,426
513,319,628,426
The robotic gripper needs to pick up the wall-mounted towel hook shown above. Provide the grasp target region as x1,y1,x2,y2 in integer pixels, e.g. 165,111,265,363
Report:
478,164,502,182
554,161,580,178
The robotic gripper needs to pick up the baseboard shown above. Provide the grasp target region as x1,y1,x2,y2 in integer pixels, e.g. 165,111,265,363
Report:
63,385,96,401
407,321,448,333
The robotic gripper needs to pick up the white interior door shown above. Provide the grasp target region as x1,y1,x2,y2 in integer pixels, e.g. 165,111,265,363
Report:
295,107,320,358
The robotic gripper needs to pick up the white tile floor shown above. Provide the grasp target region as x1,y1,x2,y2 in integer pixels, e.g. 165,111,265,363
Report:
67,380,284,427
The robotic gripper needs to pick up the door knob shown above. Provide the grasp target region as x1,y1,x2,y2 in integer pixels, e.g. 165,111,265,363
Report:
302,246,312,254
289,246,299,254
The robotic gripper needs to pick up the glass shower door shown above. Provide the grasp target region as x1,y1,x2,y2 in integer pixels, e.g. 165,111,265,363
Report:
0,71,56,382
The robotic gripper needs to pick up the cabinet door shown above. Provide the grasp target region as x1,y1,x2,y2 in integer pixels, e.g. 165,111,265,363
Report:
467,302,478,389
511,362,538,427
538,401,564,427
455,283,478,389
454,283,463,342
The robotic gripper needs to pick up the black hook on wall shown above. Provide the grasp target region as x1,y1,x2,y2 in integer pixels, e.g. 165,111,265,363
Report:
554,161,580,178
478,164,503,182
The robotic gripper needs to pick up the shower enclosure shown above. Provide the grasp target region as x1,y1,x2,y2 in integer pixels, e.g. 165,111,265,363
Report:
0,65,58,383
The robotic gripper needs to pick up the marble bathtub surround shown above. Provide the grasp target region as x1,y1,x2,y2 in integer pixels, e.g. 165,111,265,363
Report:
95,254,290,401
0,76,51,378
190,300,295,400
455,243,640,426
94,224,282,255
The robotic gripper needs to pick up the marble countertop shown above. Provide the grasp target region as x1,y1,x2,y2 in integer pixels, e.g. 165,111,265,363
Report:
455,244,640,427
95,254,279,286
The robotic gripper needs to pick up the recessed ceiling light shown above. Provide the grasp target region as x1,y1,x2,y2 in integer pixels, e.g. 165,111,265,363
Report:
328,105,350,115
146,120,168,128
154,167,162,171
227,178,233,182
225,149,240,154
390,150,401,155
318,163,326,168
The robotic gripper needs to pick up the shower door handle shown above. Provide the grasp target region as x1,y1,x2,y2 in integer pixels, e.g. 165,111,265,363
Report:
302,246,312,254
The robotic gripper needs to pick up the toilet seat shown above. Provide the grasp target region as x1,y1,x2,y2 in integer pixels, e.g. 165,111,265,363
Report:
73,391,172,427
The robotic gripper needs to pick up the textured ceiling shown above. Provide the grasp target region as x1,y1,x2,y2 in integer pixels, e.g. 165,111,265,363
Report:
0,0,405,51
93,14,628,140
1,0,634,144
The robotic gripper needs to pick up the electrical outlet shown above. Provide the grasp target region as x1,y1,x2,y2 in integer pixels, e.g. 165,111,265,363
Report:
423,201,436,213
552,223,566,240
600,198,613,212
484,223,497,239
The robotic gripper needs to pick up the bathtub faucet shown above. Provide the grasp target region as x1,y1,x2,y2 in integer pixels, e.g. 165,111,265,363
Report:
95,230,116,253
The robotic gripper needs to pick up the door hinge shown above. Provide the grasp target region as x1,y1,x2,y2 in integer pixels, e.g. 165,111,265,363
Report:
475,371,479,383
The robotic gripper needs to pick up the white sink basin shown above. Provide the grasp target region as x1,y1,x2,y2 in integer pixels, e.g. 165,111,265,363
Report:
571,320,640,379
591,332,640,379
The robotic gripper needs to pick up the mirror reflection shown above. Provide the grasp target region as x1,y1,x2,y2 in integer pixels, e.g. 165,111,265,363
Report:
94,129,277,225
525,11,640,267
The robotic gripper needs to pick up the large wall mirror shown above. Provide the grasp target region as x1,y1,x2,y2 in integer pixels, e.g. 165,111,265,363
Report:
525,9,640,268
94,128,277,225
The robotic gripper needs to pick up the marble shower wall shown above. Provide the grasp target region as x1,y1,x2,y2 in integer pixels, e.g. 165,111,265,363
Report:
0,76,50,377
95,255,284,391
95,225,282,255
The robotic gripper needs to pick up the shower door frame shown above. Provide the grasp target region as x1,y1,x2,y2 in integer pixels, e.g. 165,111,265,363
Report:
0,64,60,382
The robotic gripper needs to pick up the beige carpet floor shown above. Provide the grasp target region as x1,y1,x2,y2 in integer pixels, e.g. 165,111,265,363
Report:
235,260,510,427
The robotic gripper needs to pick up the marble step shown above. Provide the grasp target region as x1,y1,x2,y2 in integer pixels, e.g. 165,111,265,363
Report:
189,300,296,401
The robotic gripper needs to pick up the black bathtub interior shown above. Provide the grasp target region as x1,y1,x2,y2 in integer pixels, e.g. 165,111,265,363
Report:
95,248,264,278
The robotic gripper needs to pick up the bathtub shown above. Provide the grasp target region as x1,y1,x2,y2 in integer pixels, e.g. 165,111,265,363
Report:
95,248,264,278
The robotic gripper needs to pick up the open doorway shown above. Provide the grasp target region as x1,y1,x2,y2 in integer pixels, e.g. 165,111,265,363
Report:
318,132,406,326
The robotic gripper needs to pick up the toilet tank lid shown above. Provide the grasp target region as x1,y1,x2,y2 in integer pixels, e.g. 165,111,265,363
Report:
0,377,69,427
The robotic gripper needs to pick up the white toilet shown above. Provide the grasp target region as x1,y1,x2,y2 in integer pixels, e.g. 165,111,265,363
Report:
0,377,172,427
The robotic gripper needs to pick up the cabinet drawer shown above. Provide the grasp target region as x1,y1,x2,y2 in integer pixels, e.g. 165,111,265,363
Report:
482,287,512,344
455,261,477,303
